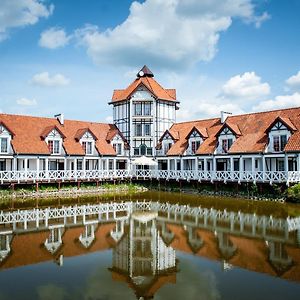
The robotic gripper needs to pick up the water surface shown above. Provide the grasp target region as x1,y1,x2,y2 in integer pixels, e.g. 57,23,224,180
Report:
0,191,300,300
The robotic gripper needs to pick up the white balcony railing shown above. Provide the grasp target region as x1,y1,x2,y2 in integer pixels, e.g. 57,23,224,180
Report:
0,169,300,184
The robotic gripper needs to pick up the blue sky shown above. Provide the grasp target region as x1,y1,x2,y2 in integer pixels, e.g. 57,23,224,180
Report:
0,0,300,123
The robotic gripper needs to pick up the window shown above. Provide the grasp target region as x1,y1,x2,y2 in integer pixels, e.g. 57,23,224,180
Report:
164,142,172,154
140,144,147,156
54,140,60,154
113,143,122,155
48,140,60,154
221,138,233,153
134,103,142,116
77,160,83,170
0,138,8,153
144,103,151,115
0,160,5,171
277,160,285,171
144,124,151,136
273,135,287,152
82,141,93,154
191,140,201,154
135,124,142,136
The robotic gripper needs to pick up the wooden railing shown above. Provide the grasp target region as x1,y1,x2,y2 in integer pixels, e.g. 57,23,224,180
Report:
0,170,300,184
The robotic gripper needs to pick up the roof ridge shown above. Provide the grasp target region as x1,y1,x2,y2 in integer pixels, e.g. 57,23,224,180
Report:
174,106,300,125
0,112,114,126
227,106,300,120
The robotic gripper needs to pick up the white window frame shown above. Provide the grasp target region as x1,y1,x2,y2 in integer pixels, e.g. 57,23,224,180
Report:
45,129,63,155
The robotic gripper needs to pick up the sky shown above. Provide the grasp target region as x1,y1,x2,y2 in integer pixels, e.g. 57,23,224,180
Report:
0,0,300,123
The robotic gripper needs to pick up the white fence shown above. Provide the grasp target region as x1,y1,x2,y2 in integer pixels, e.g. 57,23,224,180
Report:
0,201,298,240
0,169,300,184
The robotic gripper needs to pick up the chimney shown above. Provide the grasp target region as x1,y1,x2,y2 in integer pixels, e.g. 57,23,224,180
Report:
221,111,232,124
55,113,64,125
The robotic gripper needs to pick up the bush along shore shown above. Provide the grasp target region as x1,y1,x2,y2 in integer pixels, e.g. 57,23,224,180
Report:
1,180,300,204
0,182,147,200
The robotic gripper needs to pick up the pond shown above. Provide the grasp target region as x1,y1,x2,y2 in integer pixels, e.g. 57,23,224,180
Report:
0,191,300,300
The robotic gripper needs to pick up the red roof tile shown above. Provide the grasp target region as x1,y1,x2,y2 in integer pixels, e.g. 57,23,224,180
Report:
111,77,177,102
0,113,124,156
166,107,300,155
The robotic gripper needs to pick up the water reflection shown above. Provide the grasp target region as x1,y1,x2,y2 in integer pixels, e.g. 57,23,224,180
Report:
0,198,300,299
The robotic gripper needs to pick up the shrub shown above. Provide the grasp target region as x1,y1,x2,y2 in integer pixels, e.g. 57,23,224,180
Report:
286,183,300,202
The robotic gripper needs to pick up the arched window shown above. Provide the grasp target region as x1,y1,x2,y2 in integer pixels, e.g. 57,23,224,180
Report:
140,144,147,156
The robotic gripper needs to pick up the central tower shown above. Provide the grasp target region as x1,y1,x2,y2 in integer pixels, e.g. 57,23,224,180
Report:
109,65,179,156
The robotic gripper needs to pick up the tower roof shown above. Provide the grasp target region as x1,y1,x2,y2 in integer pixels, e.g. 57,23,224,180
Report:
136,65,154,78
111,66,178,103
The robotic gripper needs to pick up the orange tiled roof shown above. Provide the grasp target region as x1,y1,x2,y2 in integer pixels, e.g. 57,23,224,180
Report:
166,107,300,155
0,113,124,156
111,76,177,102
74,128,98,141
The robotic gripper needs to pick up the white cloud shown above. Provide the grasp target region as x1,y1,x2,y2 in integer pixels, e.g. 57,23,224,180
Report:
253,92,300,111
222,72,270,100
286,71,300,89
0,0,54,41
31,72,70,87
75,0,269,70
16,97,37,106
39,27,71,49
105,116,113,123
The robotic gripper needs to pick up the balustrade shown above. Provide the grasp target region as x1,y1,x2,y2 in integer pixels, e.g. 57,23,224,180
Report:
0,169,299,184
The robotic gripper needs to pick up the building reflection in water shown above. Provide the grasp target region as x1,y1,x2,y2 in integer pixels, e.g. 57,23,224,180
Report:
110,211,177,299
1,200,300,298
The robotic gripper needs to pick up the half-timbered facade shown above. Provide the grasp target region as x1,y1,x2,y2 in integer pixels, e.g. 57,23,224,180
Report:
1,66,300,184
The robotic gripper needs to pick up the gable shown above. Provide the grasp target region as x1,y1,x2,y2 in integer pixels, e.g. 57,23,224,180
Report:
111,134,123,143
0,124,11,136
189,130,201,138
219,127,234,136
41,126,66,140
269,121,288,131
46,129,63,139
131,85,154,100
0,122,14,137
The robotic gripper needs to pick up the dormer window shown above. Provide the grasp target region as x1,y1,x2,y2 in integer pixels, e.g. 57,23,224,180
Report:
222,138,233,153
82,141,93,155
273,135,287,152
41,126,65,156
0,123,13,154
185,127,207,155
159,130,175,155
0,138,8,153
266,117,295,153
75,129,97,156
113,143,122,155
111,134,124,156
48,140,60,154
215,124,239,154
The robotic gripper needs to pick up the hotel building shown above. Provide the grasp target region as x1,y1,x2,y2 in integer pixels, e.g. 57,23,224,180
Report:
0,66,300,185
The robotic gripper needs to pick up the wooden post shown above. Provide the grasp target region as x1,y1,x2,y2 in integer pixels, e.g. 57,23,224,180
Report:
58,181,61,190
36,182,39,192
77,181,81,189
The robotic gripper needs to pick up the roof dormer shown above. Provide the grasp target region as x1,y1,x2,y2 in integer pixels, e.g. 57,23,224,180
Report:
265,116,297,133
215,123,240,154
75,128,98,156
0,122,14,154
41,126,65,155
185,126,208,155
265,116,296,153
